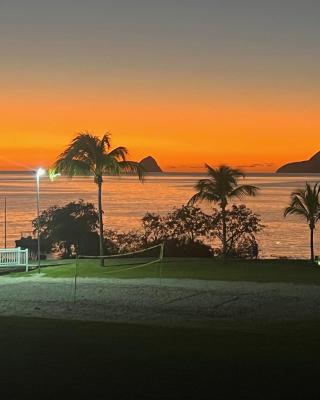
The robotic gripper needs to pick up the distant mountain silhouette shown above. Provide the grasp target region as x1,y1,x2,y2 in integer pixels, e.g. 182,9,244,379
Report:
139,156,163,173
277,151,320,173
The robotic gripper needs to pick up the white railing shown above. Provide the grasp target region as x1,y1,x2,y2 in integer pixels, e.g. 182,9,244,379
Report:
0,247,29,272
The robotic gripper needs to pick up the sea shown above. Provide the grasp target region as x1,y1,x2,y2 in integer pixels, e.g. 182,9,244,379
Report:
0,171,319,259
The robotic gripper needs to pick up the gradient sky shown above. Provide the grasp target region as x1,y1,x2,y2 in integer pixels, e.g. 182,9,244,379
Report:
1,0,319,171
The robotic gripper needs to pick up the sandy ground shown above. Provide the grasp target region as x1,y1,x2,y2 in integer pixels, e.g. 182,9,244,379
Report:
0,275,319,325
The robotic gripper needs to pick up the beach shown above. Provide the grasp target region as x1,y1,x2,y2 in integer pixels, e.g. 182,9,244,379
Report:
1,275,320,324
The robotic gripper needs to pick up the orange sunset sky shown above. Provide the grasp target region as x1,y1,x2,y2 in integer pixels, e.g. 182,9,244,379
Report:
1,1,319,172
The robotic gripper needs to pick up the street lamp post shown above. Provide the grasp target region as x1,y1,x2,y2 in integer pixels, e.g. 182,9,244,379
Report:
36,168,45,273
4,197,7,249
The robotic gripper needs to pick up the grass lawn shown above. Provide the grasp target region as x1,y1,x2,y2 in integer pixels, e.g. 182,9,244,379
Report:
1,316,320,399
18,257,320,285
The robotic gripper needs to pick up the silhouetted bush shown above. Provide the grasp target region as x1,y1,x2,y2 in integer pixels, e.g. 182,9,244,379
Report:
210,205,264,259
161,239,212,257
103,204,263,259
34,201,263,260
32,200,99,258
142,205,211,244
104,205,213,257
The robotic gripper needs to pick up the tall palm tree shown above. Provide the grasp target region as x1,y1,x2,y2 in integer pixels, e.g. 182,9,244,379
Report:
284,183,320,261
53,132,144,263
188,164,259,259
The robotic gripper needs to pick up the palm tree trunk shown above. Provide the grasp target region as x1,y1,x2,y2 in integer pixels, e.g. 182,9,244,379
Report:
310,225,315,262
97,181,104,266
221,205,227,261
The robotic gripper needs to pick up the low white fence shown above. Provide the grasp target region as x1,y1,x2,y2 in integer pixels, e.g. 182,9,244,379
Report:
0,247,29,271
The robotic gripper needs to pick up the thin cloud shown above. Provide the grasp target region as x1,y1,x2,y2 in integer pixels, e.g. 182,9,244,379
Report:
236,163,275,169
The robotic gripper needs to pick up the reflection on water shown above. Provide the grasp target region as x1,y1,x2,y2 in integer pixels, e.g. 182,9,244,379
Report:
0,172,319,259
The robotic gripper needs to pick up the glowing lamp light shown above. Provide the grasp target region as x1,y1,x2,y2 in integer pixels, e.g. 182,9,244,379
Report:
36,168,46,178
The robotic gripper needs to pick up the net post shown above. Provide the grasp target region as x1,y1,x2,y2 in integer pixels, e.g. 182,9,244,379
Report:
159,242,164,286
25,249,29,272
74,254,79,304
160,242,164,261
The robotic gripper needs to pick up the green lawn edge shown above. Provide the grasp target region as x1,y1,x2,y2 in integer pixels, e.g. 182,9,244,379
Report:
9,257,320,285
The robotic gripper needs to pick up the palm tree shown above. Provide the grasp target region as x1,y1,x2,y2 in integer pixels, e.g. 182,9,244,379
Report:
284,183,320,261
53,132,144,263
188,164,259,259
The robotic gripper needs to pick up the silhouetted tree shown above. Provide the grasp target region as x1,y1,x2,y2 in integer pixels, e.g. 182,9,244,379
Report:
53,132,144,264
188,164,259,259
142,206,213,256
104,229,144,254
104,206,213,257
32,200,99,258
284,183,320,261
142,205,210,244
103,204,263,259
210,205,264,259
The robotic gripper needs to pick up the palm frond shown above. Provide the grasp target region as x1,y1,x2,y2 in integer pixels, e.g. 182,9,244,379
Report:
229,185,259,199
108,146,128,161
54,158,92,177
100,155,122,176
57,133,100,168
100,133,111,152
187,191,206,206
118,161,145,181
205,164,245,183
284,204,308,218
194,178,216,192
284,182,320,222
54,132,145,183
188,190,220,206
188,164,256,208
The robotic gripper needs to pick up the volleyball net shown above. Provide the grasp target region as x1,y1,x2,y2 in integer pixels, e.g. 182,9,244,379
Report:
76,242,164,271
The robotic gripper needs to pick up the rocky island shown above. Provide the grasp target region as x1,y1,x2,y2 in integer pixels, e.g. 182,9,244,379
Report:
277,151,320,173
139,156,163,173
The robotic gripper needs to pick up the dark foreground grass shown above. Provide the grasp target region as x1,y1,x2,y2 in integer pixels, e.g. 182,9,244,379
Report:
21,258,320,285
1,316,320,399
